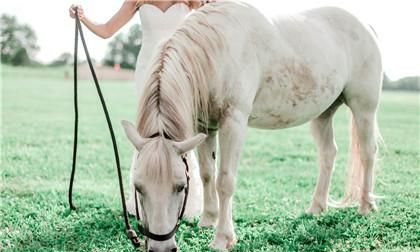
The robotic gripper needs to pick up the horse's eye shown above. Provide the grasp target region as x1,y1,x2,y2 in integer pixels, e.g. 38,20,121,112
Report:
175,184,186,193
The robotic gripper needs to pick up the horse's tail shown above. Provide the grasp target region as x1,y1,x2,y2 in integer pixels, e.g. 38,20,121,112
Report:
340,113,383,206
340,114,362,206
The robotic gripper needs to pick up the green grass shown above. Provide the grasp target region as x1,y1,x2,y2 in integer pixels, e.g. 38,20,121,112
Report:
1,66,419,251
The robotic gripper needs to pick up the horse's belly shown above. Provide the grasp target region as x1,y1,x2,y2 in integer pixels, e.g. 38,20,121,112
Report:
248,65,344,129
248,98,318,129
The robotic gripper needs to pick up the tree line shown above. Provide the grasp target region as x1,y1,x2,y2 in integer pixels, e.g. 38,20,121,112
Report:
1,13,141,69
383,74,420,91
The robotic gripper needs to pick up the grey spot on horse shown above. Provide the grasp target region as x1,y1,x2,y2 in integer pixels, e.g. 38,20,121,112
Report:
350,30,360,40
280,61,317,104
201,174,211,184
266,76,274,83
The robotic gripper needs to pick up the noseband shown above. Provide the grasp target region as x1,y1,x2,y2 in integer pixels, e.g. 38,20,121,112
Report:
134,133,190,242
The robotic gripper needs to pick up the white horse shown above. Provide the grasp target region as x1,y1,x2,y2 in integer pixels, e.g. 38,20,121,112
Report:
122,1,382,251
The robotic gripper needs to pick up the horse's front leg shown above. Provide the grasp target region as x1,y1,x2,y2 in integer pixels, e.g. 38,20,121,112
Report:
126,150,138,216
211,109,248,250
197,130,219,227
183,151,203,220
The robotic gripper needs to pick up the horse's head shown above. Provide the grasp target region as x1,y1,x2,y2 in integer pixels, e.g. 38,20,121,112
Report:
121,120,206,251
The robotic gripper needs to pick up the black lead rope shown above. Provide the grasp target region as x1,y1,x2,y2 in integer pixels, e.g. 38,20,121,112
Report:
68,10,141,248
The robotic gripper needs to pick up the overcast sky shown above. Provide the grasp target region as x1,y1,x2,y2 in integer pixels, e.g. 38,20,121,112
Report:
1,0,419,80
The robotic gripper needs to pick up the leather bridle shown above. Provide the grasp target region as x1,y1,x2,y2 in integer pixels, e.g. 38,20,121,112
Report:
134,139,190,243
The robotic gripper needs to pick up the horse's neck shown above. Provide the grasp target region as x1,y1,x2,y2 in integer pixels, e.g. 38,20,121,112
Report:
137,5,237,139
136,67,196,141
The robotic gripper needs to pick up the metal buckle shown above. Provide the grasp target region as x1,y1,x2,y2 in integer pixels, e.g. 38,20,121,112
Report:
126,229,141,247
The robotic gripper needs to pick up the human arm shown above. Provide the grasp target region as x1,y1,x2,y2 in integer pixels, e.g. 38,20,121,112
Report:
69,1,138,39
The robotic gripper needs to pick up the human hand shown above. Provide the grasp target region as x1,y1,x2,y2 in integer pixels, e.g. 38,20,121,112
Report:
69,4,84,20
190,0,215,9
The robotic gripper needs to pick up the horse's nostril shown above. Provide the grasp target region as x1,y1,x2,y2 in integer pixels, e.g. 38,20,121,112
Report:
170,248,177,252
148,250,154,252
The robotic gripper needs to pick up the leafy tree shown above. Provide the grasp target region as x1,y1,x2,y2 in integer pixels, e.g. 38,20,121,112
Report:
103,24,142,69
103,34,125,67
49,52,73,67
10,47,30,66
1,14,40,66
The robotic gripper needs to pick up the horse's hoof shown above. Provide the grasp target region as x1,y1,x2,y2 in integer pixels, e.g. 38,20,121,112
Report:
358,201,378,215
306,203,326,215
210,232,237,251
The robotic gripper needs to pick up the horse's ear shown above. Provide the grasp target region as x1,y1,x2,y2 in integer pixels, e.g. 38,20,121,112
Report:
172,133,207,154
121,120,148,151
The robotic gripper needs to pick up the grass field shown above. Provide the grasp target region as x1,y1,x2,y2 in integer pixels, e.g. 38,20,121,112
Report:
1,66,419,251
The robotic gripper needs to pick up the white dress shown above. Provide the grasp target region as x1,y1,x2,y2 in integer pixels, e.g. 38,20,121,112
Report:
127,3,203,219
134,3,190,97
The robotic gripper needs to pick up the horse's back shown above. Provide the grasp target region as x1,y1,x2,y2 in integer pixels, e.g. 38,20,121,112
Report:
199,3,382,129
269,6,381,82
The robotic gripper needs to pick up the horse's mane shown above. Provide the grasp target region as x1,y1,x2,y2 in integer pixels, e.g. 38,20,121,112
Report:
136,2,234,141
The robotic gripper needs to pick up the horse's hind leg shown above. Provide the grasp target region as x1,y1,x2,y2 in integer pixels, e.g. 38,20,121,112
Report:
343,73,382,214
340,27,382,214
344,98,380,214
197,130,219,227
307,98,342,215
